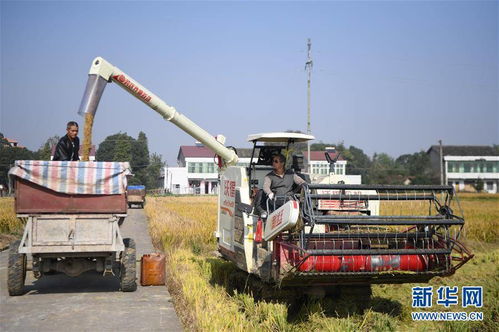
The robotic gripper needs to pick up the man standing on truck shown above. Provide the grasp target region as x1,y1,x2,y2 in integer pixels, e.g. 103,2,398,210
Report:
263,154,306,209
53,121,80,161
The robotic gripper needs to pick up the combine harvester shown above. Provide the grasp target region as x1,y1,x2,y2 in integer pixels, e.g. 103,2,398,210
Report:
77,57,473,299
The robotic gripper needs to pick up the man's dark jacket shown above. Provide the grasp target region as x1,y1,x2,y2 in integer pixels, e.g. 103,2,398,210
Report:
53,135,80,161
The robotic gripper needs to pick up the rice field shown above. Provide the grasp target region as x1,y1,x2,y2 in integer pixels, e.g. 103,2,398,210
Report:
145,194,499,332
1,190,496,330
0,198,23,234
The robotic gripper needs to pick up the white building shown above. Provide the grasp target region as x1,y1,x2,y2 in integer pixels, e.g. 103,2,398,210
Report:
163,166,189,194
427,145,499,193
444,156,499,193
304,148,361,184
164,143,251,195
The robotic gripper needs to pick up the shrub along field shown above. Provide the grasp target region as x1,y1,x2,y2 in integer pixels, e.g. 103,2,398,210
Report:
145,193,499,332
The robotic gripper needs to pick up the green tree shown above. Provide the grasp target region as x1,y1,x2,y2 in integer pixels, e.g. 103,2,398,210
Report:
35,135,60,160
369,153,405,184
473,179,484,192
0,133,9,146
129,131,150,185
96,132,164,188
145,153,165,188
346,145,372,182
0,133,35,189
96,133,134,161
132,131,149,169
395,151,437,184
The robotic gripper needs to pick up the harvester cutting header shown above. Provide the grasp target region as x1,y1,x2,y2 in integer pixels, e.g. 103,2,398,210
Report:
78,57,473,294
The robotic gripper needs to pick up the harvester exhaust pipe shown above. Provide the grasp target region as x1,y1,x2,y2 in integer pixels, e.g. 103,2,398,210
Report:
78,56,238,167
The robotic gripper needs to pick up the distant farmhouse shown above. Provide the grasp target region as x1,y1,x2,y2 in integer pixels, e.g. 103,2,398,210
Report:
164,143,252,195
304,147,346,177
427,145,499,193
3,137,25,148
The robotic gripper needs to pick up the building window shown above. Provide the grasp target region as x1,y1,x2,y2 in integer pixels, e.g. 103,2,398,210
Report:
187,162,218,174
334,164,345,175
448,162,458,173
485,161,497,173
207,163,215,173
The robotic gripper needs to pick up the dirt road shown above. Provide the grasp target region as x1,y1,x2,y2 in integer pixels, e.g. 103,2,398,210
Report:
0,209,182,331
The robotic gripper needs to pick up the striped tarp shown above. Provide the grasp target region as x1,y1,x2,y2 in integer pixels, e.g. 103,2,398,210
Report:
9,160,132,195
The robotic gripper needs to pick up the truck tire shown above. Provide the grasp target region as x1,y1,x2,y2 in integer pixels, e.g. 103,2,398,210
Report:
8,240,26,296
120,238,137,292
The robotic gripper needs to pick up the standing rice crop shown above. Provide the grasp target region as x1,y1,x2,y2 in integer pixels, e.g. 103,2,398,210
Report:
145,195,498,331
458,193,499,242
0,198,23,234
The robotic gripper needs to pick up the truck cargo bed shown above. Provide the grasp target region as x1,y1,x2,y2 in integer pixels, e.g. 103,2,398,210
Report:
15,178,127,214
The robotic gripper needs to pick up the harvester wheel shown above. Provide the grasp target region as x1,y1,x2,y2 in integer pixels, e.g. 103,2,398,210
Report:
120,238,137,292
8,240,26,296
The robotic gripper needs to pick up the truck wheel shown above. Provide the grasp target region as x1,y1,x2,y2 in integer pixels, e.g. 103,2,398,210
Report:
120,238,137,292
8,240,26,296
140,203,144,209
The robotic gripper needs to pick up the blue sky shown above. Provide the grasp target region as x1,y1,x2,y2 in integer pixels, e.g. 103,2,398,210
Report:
1,1,497,165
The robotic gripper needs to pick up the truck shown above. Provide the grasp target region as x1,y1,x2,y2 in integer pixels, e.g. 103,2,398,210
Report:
127,185,146,208
75,57,472,299
7,160,137,295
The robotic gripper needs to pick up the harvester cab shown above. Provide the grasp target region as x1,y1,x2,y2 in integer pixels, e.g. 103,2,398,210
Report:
79,56,473,292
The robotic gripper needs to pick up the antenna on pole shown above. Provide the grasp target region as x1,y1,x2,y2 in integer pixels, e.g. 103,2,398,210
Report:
305,38,313,172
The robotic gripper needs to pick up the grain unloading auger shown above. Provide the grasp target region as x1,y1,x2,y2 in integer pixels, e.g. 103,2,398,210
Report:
79,57,472,291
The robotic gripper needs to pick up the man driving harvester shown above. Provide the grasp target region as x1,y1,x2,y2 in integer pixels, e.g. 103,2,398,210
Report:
263,153,306,210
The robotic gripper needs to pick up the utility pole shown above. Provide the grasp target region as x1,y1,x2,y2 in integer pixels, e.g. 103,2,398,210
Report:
439,140,444,185
305,38,313,172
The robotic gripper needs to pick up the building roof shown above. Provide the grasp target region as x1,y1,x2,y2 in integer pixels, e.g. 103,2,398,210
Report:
179,145,217,158
247,132,315,143
179,146,254,159
304,151,344,161
2,137,26,148
428,145,499,156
